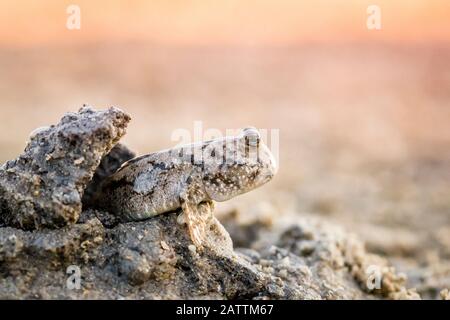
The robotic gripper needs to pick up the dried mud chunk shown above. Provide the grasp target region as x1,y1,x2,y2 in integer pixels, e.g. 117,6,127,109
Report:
0,106,130,230
0,218,104,267
105,203,266,298
0,228,25,262
28,218,105,263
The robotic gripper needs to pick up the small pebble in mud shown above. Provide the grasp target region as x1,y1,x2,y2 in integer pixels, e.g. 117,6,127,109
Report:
188,245,197,254
160,241,170,250
278,269,288,279
280,256,290,266
440,289,450,300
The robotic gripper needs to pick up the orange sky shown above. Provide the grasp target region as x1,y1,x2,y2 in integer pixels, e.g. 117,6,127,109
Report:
0,0,449,47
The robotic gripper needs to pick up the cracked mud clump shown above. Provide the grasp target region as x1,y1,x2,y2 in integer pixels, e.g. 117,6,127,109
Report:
0,106,130,230
0,106,426,299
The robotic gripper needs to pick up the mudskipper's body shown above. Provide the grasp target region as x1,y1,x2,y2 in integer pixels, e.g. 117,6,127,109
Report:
96,128,277,247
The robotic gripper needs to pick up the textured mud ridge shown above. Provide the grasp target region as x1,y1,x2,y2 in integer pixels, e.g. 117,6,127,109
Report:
0,106,430,299
0,106,130,230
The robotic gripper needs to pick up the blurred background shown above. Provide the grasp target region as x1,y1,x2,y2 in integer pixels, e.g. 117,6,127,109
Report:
0,0,449,296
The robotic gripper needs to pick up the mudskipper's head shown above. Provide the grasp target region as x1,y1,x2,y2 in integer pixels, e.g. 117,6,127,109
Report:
202,127,278,202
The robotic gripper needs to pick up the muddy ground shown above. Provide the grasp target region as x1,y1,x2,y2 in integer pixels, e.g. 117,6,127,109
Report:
0,44,449,299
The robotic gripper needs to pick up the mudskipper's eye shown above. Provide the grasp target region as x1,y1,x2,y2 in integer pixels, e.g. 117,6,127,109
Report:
242,127,260,147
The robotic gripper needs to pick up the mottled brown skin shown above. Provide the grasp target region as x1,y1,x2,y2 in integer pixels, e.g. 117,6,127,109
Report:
96,128,277,247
